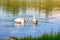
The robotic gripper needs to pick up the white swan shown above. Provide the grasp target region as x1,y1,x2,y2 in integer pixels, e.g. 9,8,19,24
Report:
15,16,24,26
15,18,21,24
33,16,38,24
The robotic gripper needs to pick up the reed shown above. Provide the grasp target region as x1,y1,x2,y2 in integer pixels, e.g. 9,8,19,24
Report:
0,0,60,16
9,32,60,40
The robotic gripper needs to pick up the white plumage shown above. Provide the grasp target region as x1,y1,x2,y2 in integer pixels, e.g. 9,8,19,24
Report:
33,16,38,24
15,17,24,26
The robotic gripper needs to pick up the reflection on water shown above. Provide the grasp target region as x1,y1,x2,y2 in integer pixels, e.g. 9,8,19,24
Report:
32,24,36,29
15,22,36,30
0,6,60,38
15,23,21,27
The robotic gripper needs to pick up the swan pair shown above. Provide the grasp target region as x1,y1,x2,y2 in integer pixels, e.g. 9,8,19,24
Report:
14,16,38,25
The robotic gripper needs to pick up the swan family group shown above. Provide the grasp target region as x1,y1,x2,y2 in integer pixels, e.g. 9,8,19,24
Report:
14,16,38,26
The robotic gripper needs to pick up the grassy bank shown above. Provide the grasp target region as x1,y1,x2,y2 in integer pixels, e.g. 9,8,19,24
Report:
0,0,60,10
9,32,60,40
0,0,60,16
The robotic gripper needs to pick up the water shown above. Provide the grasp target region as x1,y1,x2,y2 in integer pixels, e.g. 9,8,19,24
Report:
0,7,60,39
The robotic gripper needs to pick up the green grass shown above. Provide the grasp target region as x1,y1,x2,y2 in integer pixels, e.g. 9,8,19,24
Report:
9,32,60,40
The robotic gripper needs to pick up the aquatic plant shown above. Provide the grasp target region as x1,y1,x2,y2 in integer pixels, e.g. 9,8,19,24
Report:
9,32,60,40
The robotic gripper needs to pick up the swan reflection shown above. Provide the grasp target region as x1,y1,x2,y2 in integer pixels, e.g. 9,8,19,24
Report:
15,23,24,28
32,24,35,29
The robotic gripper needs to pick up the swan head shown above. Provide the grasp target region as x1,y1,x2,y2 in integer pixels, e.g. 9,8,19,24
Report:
33,16,36,18
33,16,36,19
22,16,24,19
